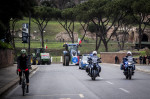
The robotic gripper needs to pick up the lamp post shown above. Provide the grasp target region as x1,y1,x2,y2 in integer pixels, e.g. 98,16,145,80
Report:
28,12,31,69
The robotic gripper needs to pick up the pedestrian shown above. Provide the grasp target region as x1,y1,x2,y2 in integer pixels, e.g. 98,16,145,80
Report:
147,55,150,65
115,55,119,64
139,55,143,64
143,56,147,64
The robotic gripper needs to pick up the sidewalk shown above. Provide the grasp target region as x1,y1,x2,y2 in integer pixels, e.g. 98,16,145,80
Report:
0,64,38,96
135,64,150,73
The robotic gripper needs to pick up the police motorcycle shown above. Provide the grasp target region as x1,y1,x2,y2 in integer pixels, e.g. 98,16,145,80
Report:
86,57,101,80
121,57,135,80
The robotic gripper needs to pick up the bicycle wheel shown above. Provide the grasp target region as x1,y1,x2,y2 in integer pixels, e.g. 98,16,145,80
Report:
22,82,25,96
22,72,26,96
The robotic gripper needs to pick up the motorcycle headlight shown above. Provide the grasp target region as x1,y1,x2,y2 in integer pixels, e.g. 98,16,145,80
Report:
128,63,132,65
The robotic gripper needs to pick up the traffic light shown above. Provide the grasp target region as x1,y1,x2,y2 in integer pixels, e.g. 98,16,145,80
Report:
22,23,29,43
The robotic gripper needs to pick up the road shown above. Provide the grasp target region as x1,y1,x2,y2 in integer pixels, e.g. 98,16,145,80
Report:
3,63,150,99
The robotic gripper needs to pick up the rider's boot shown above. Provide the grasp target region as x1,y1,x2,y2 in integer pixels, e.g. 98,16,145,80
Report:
98,73,100,77
19,77,22,85
26,85,29,93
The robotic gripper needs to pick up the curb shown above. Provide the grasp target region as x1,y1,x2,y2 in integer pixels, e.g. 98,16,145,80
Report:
136,67,150,74
0,65,38,96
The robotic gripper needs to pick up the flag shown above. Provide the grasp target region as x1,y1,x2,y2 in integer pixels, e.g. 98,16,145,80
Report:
78,38,82,45
79,40,82,45
45,44,48,49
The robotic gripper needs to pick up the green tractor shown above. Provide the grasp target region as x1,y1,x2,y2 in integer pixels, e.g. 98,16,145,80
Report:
31,48,51,65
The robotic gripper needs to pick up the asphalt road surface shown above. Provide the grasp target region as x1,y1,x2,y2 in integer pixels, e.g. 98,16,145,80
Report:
3,63,150,99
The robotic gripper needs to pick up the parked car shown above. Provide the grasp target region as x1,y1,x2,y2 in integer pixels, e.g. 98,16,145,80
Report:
79,54,90,69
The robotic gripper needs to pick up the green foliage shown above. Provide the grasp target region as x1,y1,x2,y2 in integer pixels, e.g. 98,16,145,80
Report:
145,48,150,56
61,8,75,20
0,41,13,49
88,23,97,33
41,0,57,8
0,0,37,42
140,51,146,56
73,2,91,22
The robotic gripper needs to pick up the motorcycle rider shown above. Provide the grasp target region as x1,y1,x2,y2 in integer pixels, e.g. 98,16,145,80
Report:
17,49,29,93
86,51,101,76
122,51,135,75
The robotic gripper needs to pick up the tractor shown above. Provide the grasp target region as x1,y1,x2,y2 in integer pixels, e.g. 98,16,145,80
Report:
31,48,51,65
63,44,81,66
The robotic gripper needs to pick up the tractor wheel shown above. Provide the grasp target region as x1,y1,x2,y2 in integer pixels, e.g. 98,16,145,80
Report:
38,60,41,65
65,56,69,66
47,59,51,65
32,60,36,65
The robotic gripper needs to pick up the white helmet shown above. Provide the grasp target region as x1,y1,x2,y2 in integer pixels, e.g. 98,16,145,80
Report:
127,51,132,55
92,51,97,55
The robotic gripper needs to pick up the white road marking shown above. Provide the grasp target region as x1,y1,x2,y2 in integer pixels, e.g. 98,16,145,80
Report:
119,88,130,93
106,81,114,85
99,77,103,80
79,94,84,98
60,98,71,99
32,71,36,74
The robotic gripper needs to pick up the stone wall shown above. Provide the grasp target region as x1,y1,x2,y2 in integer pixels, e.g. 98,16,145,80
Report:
100,52,127,64
100,52,140,64
0,49,14,68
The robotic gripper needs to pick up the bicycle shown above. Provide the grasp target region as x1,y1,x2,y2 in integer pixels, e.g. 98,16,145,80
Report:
21,70,26,96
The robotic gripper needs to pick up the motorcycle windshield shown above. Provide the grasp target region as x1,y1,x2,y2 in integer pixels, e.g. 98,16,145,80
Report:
127,56,133,62
92,57,98,64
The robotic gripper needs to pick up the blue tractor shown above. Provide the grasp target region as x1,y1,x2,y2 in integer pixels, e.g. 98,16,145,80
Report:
63,44,81,66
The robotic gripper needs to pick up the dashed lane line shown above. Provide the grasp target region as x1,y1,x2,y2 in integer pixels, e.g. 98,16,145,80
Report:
119,88,130,93
79,94,84,98
105,81,114,85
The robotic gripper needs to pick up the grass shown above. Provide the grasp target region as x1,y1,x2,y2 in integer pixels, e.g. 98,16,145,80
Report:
15,40,135,56
13,18,83,41
13,18,137,56
51,56,62,63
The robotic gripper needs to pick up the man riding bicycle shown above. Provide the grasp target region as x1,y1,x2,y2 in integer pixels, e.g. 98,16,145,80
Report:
17,49,29,93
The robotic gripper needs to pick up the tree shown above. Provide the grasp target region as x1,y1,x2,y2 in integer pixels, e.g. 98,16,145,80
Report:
131,0,150,50
32,6,60,48
84,0,127,52
58,8,76,43
55,0,75,9
41,0,57,8
115,14,136,50
0,0,36,43
73,2,91,41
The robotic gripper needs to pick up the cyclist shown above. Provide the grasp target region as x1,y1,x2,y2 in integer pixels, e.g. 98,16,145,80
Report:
17,49,29,93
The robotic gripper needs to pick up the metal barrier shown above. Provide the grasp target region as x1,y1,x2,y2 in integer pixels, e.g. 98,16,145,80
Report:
51,56,63,63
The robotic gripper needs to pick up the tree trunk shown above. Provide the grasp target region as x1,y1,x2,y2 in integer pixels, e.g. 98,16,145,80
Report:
96,37,101,51
41,31,44,48
138,24,142,51
103,40,108,52
71,37,74,43
115,34,121,50
95,34,98,51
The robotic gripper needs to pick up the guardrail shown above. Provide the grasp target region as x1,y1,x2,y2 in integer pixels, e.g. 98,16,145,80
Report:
51,56,63,63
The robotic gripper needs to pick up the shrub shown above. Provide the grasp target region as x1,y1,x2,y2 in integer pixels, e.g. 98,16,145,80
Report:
0,41,13,49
